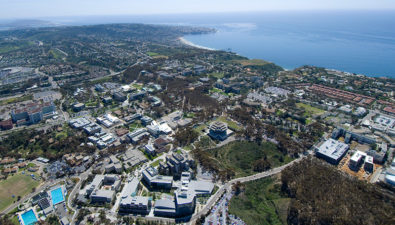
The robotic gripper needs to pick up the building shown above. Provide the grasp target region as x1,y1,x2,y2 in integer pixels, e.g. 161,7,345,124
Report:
11,102,56,125
73,103,85,112
349,151,367,171
130,91,146,101
364,155,374,172
141,116,153,125
144,144,156,156
69,117,91,129
369,114,395,137
154,138,170,153
331,127,376,145
159,151,194,178
385,157,395,186
315,139,349,164
113,92,127,102
84,175,121,203
83,123,101,135
0,119,13,130
105,156,122,173
102,96,112,104
194,65,206,75
119,177,151,214
127,128,150,144
142,167,173,190
154,173,214,218
208,121,228,141
353,107,367,117
124,113,142,124
121,149,148,169
154,199,177,217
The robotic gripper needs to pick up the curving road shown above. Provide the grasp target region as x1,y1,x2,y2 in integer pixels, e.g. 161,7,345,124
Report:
189,156,305,224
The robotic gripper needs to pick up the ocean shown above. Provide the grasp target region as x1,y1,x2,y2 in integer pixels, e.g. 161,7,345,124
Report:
10,11,395,78
181,11,395,78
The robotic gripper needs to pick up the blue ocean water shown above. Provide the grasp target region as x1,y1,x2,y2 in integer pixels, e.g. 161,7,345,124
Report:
182,11,395,78
25,11,395,78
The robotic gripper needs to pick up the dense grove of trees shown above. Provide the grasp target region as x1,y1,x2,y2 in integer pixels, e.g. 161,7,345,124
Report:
0,127,95,160
281,158,395,225
174,127,199,147
230,107,304,157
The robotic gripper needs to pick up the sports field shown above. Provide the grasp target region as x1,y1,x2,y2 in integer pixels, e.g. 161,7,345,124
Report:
0,172,41,212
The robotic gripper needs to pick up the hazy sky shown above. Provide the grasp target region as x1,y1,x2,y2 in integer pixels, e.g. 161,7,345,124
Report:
1,0,395,19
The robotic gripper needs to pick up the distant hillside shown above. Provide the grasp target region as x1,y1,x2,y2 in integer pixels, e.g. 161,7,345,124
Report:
0,23,215,45
0,19,57,31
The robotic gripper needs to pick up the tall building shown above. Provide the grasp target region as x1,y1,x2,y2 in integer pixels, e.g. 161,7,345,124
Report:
11,102,55,125
208,121,228,141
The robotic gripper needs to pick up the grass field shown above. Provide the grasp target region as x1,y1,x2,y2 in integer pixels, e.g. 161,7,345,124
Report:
0,95,33,106
193,124,207,134
216,116,241,131
233,59,270,66
48,48,67,59
147,51,159,56
229,177,290,225
210,141,292,177
296,103,325,117
208,72,225,79
0,172,41,212
150,159,164,168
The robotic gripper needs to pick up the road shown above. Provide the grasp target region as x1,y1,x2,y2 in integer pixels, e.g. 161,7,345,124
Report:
189,156,305,224
67,167,93,224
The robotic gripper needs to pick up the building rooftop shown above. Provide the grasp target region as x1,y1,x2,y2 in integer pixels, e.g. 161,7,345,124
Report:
317,139,349,161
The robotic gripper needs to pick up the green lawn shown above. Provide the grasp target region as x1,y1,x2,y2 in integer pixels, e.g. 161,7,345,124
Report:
233,59,270,66
193,124,207,134
150,159,163,168
147,51,159,56
208,72,225,79
0,172,41,212
132,83,143,90
216,116,241,131
210,141,292,177
296,103,325,117
229,177,290,225
129,121,143,132
0,95,33,106
48,48,66,59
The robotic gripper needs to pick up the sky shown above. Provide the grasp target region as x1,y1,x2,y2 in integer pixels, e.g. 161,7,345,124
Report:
1,0,395,19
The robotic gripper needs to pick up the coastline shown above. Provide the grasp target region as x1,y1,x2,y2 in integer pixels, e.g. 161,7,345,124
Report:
178,37,215,51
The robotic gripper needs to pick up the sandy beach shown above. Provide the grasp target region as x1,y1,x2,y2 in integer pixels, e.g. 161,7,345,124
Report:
178,37,215,51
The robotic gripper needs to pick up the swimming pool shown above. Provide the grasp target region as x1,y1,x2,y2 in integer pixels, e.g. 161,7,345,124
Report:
50,187,64,205
21,209,38,225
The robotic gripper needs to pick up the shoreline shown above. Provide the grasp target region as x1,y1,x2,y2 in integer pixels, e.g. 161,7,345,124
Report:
178,37,216,51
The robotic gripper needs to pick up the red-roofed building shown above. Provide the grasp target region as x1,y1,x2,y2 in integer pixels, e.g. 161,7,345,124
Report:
0,119,13,130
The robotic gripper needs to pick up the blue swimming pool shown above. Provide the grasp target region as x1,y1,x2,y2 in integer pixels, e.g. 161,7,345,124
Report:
21,209,37,225
50,187,64,205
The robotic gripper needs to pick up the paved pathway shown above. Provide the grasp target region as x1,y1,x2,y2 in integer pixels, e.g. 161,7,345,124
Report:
189,156,305,224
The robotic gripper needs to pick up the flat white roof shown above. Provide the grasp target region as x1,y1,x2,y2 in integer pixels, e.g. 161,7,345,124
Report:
317,138,349,161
